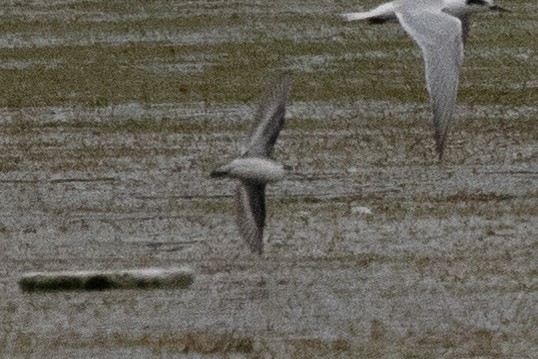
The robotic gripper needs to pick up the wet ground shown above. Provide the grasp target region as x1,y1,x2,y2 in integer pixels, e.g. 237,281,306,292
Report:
1,0,537,357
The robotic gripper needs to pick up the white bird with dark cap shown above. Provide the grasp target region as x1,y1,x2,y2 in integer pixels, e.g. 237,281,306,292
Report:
342,0,509,159
211,74,291,255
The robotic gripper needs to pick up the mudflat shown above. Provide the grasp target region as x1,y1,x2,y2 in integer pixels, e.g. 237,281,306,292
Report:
1,0,536,357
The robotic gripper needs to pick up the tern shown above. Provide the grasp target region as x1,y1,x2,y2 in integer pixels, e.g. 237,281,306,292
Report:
210,73,291,255
342,0,509,158
343,0,509,41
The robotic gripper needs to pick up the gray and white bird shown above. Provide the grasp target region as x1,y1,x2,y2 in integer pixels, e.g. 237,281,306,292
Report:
342,0,509,159
343,0,509,41
210,74,291,255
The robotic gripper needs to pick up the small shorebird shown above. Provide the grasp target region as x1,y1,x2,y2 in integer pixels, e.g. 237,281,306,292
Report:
342,0,509,159
211,73,291,255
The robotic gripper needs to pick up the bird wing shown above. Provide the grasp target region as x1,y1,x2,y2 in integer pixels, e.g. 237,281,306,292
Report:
243,73,291,158
236,181,266,255
342,2,397,22
395,7,464,159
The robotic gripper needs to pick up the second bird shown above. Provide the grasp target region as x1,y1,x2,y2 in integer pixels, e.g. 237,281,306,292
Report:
210,73,291,255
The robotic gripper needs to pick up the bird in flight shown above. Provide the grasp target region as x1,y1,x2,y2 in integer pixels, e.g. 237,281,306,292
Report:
211,73,291,254
342,0,510,159
342,0,509,41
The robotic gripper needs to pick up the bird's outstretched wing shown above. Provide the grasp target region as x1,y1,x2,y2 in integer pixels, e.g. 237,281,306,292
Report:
396,7,464,159
236,181,266,255
243,73,291,158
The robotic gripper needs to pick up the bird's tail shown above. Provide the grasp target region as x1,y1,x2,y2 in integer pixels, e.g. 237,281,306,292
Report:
341,12,370,21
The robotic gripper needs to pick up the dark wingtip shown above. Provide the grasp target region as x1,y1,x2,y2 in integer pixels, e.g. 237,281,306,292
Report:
489,5,511,13
434,132,446,161
244,231,264,255
437,149,444,161
436,139,444,160
252,244,263,256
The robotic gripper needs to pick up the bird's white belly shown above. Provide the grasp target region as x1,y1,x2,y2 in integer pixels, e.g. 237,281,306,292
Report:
229,158,286,182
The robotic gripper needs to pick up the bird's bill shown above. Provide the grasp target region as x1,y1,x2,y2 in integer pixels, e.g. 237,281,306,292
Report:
489,5,511,13
210,168,228,178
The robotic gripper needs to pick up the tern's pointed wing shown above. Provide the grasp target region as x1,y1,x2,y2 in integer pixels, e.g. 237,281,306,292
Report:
396,8,463,159
236,181,266,255
243,73,291,158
